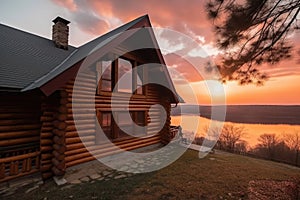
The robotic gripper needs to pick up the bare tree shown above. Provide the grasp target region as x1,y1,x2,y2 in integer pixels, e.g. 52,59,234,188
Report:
206,0,300,85
218,124,247,152
235,140,249,154
256,133,280,160
283,130,300,166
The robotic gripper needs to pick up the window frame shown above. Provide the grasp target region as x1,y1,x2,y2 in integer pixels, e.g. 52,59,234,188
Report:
96,55,146,97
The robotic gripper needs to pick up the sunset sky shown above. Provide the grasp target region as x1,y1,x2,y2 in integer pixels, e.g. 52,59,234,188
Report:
1,0,300,105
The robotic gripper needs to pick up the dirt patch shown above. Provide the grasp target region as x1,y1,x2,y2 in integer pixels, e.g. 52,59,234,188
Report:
248,179,300,200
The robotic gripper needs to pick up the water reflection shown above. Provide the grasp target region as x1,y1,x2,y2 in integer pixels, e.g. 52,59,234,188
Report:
171,115,300,147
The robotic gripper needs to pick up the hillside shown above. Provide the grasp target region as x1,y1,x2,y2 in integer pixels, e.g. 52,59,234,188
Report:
6,149,300,199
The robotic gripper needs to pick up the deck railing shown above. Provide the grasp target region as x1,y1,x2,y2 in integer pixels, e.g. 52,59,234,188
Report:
0,147,40,182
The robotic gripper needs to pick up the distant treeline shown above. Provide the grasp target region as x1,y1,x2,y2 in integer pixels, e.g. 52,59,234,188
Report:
171,105,300,125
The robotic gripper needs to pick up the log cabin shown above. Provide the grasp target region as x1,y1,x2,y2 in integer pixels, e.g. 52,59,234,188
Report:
0,15,181,182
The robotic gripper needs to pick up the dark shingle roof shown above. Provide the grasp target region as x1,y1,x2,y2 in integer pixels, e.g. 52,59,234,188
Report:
22,15,147,92
0,23,77,90
0,15,180,103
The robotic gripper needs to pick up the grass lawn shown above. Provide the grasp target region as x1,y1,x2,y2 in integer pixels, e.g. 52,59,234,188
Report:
6,149,300,200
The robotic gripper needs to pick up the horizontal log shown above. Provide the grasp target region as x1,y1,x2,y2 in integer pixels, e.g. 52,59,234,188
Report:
65,129,95,138
41,146,53,152
0,124,40,132
65,124,95,132
69,103,154,109
65,151,92,163
65,119,96,126
74,72,96,80
0,119,40,126
0,130,39,139
41,139,52,146
0,136,40,146
70,98,160,105
66,135,161,162
65,135,95,145
66,141,94,151
66,139,161,167
0,113,40,119
41,153,52,161
41,132,53,139
66,156,96,168
41,122,54,127
41,126,53,132
68,76,96,85
71,81,96,89
65,89,95,96
67,113,95,120
0,106,40,113
40,116,54,122
0,151,39,163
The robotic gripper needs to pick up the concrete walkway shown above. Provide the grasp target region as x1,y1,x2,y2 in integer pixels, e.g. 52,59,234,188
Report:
58,142,204,186
59,143,184,185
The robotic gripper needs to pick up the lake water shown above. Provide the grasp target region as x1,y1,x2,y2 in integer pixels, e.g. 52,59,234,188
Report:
171,115,300,148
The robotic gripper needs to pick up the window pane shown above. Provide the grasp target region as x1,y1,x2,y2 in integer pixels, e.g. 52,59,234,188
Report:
118,58,132,93
136,86,143,95
101,61,112,79
96,61,112,92
136,111,145,126
102,112,111,127
101,80,111,92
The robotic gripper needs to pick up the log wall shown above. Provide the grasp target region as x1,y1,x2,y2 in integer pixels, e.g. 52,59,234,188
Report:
57,70,172,170
0,92,42,182
39,92,60,179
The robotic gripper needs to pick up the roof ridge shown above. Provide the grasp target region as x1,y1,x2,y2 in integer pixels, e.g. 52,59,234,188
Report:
21,15,150,92
0,23,77,49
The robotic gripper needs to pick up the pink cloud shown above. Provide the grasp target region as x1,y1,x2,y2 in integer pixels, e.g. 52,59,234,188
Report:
51,0,300,80
51,0,77,11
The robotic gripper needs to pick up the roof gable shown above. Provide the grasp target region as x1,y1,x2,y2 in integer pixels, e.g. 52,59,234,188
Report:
0,15,180,103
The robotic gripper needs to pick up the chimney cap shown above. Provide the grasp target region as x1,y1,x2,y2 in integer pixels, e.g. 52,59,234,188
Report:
52,16,70,25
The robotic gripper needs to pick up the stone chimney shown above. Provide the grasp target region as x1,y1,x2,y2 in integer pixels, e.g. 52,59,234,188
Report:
52,16,70,50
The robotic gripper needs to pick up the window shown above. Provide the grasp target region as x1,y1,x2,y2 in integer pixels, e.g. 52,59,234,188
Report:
117,58,132,93
99,112,113,139
135,66,144,95
96,60,112,92
96,55,145,95
97,111,147,140
133,111,146,126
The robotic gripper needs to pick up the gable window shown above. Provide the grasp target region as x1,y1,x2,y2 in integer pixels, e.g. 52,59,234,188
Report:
135,66,144,95
96,56,145,95
96,60,112,92
117,58,133,93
